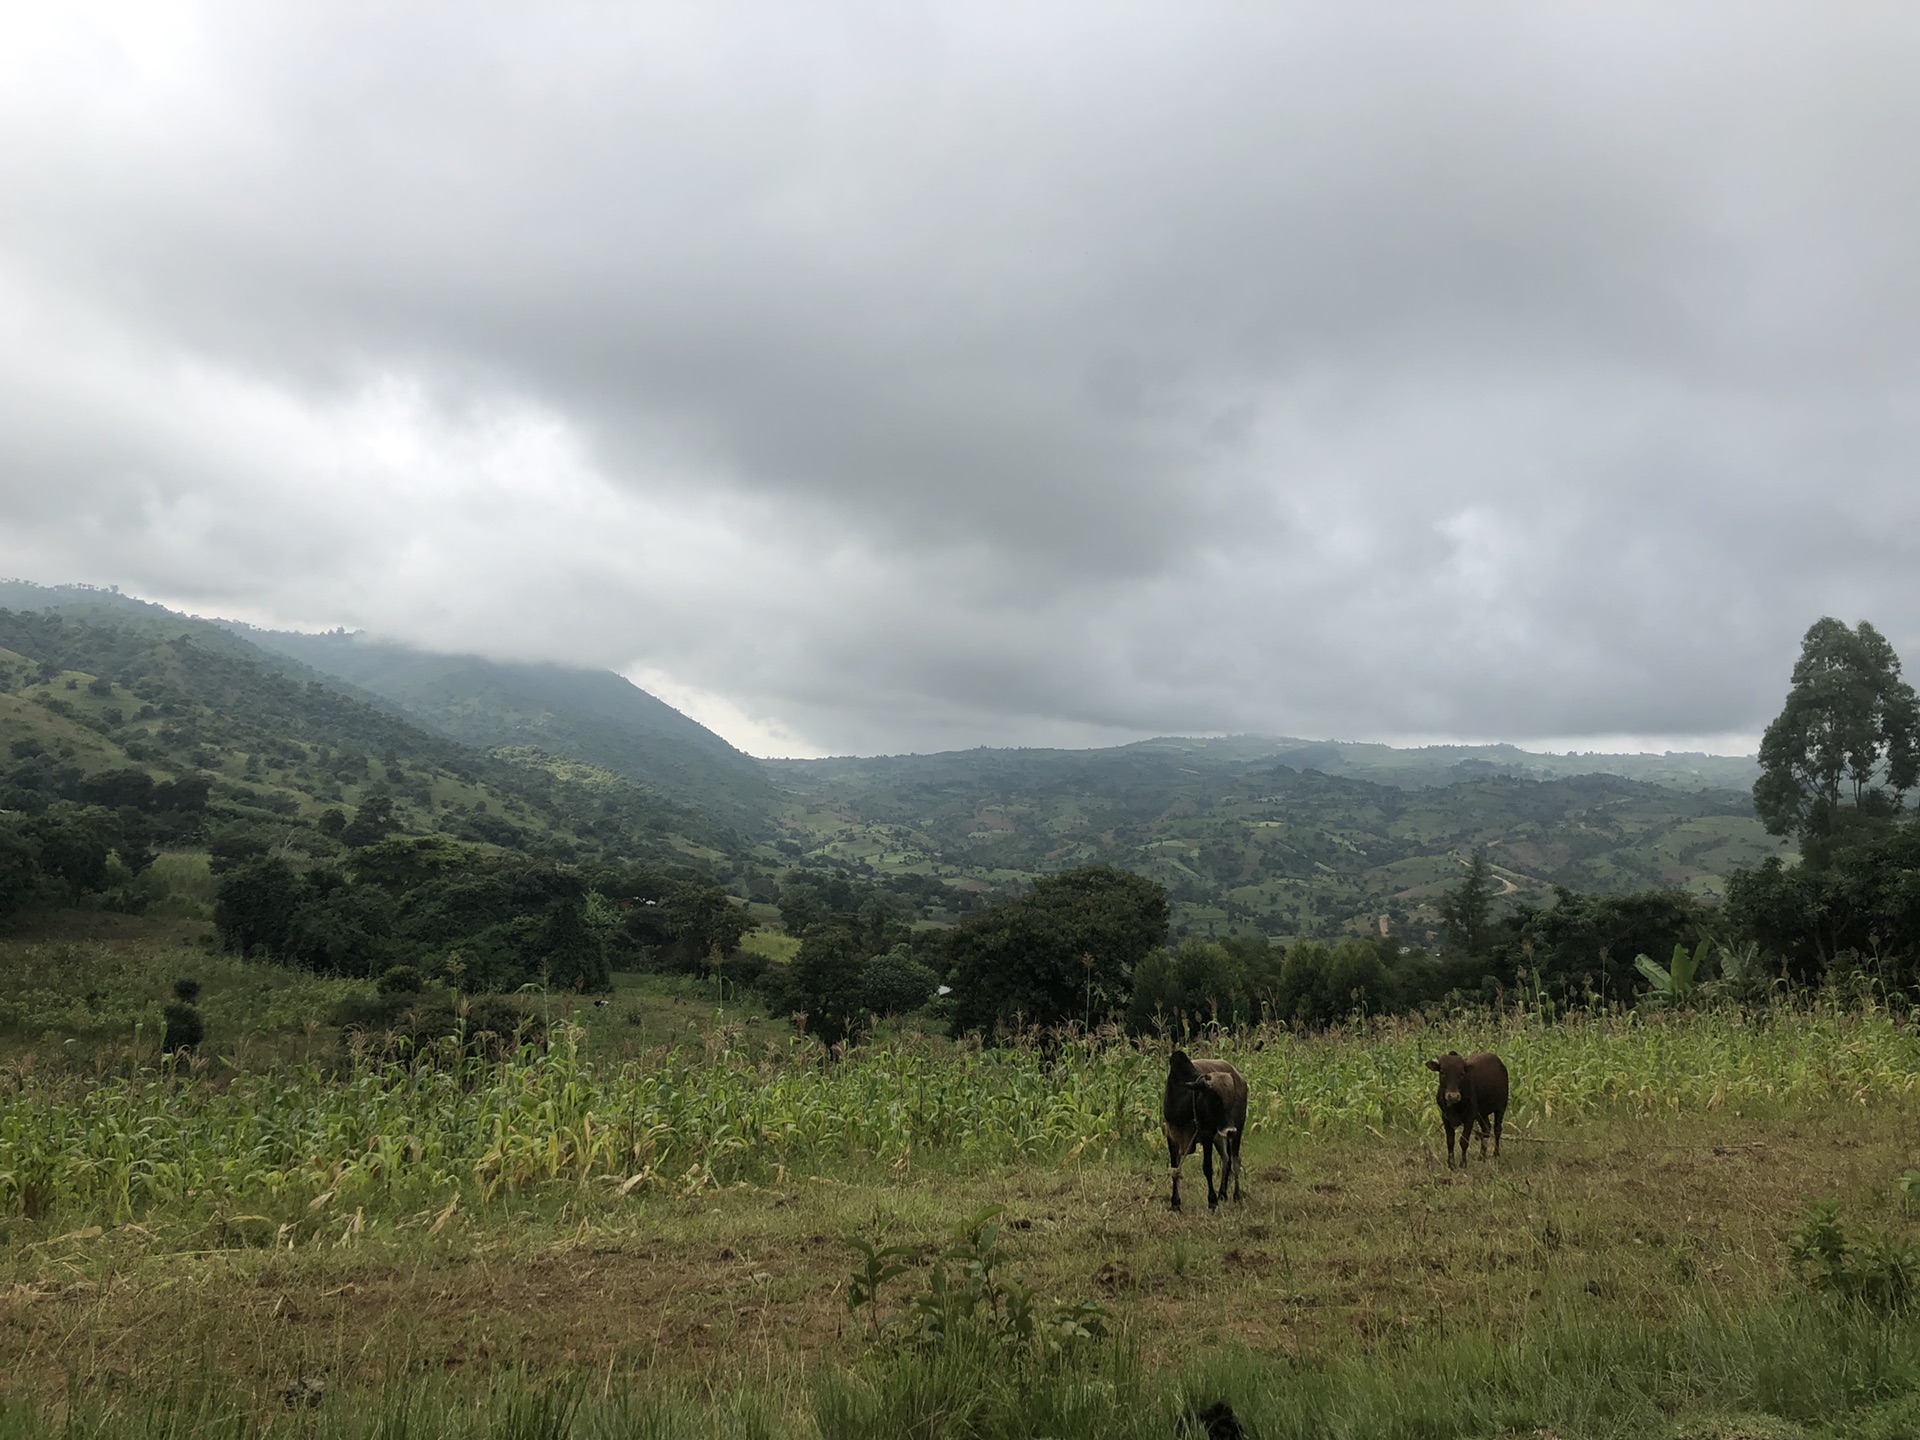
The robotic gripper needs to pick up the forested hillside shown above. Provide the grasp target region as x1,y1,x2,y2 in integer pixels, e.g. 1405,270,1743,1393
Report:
0,583,1783,948
0,606,771,991
767,739,1785,942
245,630,777,829
0,607,738,862
0,583,775,831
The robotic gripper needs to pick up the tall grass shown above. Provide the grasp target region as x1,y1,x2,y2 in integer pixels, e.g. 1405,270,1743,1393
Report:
2,1294,1919,1439
3,999,1917,1226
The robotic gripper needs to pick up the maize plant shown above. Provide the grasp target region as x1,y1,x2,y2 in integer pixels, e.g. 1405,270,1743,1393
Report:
2,1000,1918,1225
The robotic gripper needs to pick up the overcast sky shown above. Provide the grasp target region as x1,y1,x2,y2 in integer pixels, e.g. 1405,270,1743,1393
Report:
2,4,1917,757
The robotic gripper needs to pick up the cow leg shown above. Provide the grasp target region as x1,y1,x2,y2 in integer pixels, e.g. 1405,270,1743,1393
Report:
1225,1127,1242,1201
1476,1108,1490,1161
1201,1136,1219,1210
1444,1118,1458,1168
1493,1109,1504,1158
1166,1131,1184,1212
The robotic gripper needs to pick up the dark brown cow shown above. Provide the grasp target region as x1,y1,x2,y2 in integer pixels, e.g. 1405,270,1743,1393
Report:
1163,1049,1248,1211
1427,1050,1509,1167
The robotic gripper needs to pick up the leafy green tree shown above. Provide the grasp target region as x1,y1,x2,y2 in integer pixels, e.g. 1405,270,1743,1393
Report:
77,767,155,810
1274,938,1394,1029
347,835,483,891
860,945,938,1016
1438,851,1497,957
282,880,397,976
661,882,753,968
1493,887,1710,1001
533,896,613,992
946,866,1168,1037
1126,937,1280,1033
0,823,40,916
1726,820,1920,984
783,923,869,1045
340,795,397,848
1756,618,1920,855
213,857,302,958
26,805,114,896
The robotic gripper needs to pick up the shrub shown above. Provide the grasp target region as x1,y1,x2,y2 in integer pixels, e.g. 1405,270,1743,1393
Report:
861,946,938,1017
331,990,547,1066
1790,1201,1920,1314
161,993,203,1054
945,866,1168,1036
377,965,425,996
845,1205,1109,1360
1276,938,1395,1029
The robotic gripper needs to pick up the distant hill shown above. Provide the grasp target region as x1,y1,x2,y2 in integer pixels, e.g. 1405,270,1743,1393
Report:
241,632,777,831
0,581,1783,942
765,736,1781,942
0,592,743,870
992,734,1760,793
0,583,776,832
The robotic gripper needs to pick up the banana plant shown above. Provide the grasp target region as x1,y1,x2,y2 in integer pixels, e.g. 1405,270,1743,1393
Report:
1635,939,1708,1005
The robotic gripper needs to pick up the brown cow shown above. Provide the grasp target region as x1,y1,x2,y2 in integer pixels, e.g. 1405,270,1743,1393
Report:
1163,1049,1248,1211
1427,1050,1509,1167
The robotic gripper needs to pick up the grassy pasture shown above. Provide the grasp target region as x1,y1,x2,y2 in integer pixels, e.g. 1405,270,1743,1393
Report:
4,925,1920,1436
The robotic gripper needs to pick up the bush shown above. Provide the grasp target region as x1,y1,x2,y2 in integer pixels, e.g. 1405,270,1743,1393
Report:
1276,938,1396,1030
861,946,938,1017
161,999,203,1055
331,989,547,1065
377,965,424,996
845,1205,1109,1361
1127,937,1284,1033
1791,1200,1920,1315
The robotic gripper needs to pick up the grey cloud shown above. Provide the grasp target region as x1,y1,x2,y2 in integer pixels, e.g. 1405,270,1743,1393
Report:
2,4,1920,754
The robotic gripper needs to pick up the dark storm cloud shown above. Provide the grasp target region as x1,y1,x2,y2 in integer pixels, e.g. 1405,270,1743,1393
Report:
2,3,1918,755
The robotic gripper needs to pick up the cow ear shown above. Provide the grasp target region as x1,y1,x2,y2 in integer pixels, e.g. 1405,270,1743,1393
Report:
1425,1059,1440,1071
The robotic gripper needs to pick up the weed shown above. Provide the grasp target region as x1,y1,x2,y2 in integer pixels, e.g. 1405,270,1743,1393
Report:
844,1205,1109,1366
1791,1200,1920,1314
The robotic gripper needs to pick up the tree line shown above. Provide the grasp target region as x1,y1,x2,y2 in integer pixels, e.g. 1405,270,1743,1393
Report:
769,616,1920,1042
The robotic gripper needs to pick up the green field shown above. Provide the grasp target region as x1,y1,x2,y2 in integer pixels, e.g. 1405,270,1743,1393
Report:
3,916,1920,1438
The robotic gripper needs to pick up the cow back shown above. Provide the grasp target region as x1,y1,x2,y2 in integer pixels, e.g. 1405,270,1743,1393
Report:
1464,1052,1509,1112
1190,1058,1248,1134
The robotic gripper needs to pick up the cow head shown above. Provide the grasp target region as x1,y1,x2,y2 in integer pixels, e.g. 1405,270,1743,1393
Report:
1426,1051,1467,1107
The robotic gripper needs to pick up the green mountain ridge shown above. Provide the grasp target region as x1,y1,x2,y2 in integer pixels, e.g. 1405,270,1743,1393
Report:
240,629,777,830
0,582,1784,944
0,584,775,832
0,599,742,873
766,741,1784,942
785,733,1759,794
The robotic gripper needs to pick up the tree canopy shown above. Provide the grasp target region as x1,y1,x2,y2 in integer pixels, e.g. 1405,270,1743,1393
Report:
945,865,1168,1036
1756,617,1920,852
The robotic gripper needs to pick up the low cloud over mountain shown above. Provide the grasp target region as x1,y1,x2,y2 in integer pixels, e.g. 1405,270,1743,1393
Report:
3,5,1916,755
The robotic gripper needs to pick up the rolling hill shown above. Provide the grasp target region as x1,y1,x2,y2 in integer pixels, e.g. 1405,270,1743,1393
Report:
0,602,744,873
241,631,777,830
0,583,775,833
0,581,1784,944
765,737,1784,942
